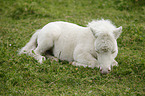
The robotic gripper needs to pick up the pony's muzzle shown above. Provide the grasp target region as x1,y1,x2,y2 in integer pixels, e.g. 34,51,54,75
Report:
100,67,111,74
100,70,110,74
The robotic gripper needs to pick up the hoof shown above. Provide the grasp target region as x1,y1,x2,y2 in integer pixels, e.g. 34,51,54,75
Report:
112,60,118,67
39,56,46,64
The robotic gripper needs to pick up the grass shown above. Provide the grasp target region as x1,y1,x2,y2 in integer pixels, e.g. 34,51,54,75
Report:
0,0,145,95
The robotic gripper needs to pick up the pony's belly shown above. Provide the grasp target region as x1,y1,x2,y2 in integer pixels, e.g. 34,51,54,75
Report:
53,46,74,61
53,37,76,62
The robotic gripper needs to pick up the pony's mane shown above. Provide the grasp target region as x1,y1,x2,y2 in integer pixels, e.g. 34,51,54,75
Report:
87,19,116,35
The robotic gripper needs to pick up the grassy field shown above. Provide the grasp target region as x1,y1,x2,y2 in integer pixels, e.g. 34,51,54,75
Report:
0,0,145,95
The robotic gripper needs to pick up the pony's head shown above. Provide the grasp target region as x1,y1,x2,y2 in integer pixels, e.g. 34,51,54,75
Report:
88,19,122,74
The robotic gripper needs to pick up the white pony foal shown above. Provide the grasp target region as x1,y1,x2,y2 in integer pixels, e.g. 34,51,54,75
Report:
19,19,122,74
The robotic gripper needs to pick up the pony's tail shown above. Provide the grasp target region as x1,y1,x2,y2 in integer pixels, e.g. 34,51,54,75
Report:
19,29,41,55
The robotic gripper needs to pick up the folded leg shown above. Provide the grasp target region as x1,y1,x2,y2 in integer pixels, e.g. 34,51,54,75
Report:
73,52,99,68
45,54,59,62
31,35,54,63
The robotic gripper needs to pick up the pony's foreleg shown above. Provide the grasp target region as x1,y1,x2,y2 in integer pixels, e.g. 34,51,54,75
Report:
45,54,59,62
112,60,118,67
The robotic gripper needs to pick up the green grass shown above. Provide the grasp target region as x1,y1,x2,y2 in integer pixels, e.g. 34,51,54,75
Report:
0,0,145,95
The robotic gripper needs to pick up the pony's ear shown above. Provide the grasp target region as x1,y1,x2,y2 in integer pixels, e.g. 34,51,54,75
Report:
113,26,122,39
90,27,98,38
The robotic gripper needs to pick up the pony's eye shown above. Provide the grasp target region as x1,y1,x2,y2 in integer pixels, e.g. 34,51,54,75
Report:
96,50,99,53
111,50,115,54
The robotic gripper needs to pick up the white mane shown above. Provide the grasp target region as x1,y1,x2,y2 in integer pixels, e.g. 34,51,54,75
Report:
87,19,116,35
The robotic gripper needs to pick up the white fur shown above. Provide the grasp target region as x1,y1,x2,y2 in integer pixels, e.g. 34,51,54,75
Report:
19,19,122,74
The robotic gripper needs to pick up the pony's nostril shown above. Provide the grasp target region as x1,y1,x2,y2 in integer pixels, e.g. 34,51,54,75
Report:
108,67,111,72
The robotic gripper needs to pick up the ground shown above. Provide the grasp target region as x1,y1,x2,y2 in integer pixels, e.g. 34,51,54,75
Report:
0,0,145,95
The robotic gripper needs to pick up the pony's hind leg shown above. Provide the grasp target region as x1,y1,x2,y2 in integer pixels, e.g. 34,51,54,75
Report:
33,36,54,63
33,47,46,63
